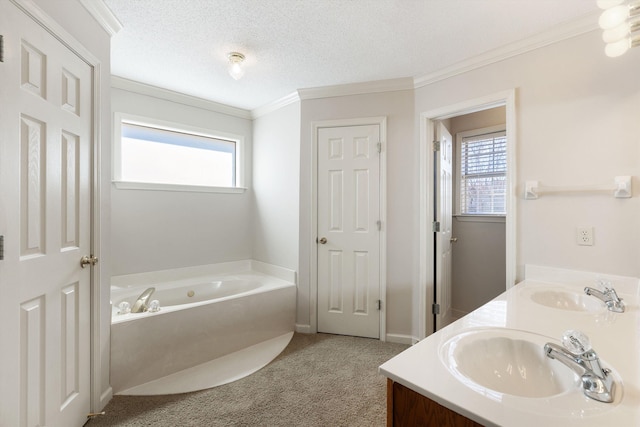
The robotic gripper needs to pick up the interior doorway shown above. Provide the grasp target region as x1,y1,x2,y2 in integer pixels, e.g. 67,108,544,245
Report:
438,107,507,329
418,90,517,338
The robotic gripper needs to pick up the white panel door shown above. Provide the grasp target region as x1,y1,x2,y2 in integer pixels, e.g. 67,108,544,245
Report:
0,3,93,426
317,125,380,339
435,122,453,331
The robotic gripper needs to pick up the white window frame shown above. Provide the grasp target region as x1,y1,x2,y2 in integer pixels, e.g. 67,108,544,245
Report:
455,124,506,219
112,112,246,193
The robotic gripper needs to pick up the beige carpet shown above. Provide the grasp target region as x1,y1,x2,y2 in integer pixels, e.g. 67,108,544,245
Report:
87,333,409,427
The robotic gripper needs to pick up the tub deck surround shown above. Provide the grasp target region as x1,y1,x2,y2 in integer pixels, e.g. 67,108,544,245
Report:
379,266,640,427
110,261,296,395
117,332,294,396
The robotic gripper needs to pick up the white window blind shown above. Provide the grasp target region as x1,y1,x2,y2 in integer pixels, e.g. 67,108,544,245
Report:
459,130,506,215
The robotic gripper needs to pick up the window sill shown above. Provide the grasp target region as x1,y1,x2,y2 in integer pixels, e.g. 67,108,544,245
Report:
454,215,505,223
113,181,247,194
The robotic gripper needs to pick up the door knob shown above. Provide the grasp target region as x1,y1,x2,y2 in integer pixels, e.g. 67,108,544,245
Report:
318,237,327,244
450,237,458,243
80,255,98,268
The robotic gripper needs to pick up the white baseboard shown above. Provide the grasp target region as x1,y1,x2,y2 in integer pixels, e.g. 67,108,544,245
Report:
295,326,415,345
295,324,312,334
385,333,416,345
99,386,113,411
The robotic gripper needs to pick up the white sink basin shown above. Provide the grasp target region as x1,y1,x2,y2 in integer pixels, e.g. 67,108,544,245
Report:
521,287,604,312
441,328,578,398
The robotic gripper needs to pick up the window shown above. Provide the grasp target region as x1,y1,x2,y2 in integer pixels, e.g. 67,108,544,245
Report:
113,113,245,192
457,127,506,215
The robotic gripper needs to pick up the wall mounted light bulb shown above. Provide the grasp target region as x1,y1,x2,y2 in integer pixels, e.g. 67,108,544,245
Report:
603,19,640,42
599,5,630,29
603,21,631,42
598,1,640,57
605,37,631,56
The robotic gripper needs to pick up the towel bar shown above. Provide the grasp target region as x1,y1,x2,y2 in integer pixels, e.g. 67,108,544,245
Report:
524,176,632,199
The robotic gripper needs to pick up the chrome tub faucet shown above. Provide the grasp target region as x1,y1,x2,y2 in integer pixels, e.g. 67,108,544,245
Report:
544,330,616,403
131,287,156,313
584,280,625,313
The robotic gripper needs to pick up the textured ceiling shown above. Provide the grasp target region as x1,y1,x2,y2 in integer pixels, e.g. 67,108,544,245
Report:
104,0,600,111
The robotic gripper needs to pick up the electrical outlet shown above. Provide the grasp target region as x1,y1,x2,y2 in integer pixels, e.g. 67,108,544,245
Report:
576,227,594,246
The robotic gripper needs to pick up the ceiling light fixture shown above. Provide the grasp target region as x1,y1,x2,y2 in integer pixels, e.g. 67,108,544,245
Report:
598,0,640,57
227,52,246,80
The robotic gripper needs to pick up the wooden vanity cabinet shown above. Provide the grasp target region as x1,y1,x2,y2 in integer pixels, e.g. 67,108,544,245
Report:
387,379,483,427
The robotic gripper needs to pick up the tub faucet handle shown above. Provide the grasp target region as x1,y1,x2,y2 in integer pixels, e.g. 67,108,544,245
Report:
118,301,131,315
148,299,161,313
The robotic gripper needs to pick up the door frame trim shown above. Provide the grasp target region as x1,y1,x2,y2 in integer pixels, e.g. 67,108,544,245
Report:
310,117,387,341
418,90,517,339
11,0,108,411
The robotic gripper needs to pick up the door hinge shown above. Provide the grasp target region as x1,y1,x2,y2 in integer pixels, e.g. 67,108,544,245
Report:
432,221,441,232
376,220,381,231
0,36,4,63
377,142,382,154
0,235,4,260
377,299,382,311
433,140,441,152
432,303,440,315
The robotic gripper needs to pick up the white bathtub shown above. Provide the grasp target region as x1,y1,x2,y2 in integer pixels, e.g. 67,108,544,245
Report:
110,261,296,395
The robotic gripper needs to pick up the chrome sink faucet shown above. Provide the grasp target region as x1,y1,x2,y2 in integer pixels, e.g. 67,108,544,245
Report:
584,280,625,313
544,330,616,403
131,287,156,313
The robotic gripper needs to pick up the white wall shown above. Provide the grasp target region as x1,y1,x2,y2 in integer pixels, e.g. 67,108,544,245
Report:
252,102,301,272
298,90,416,340
416,30,640,284
32,0,113,410
110,88,254,275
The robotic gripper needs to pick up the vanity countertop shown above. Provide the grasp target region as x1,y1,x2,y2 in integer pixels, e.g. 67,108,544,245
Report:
379,266,640,427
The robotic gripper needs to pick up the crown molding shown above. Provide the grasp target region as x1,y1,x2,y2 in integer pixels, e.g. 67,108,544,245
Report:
414,11,600,89
251,92,300,119
298,77,414,101
111,76,253,120
414,11,601,89
108,11,600,119
79,0,123,36
251,77,412,118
